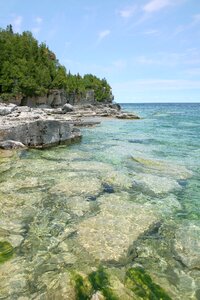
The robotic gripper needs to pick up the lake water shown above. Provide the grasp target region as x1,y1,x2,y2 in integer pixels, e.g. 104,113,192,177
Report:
0,103,200,299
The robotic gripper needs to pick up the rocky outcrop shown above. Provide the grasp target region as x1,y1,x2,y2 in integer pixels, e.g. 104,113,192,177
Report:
1,88,114,108
0,120,81,148
0,101,139,149
0,105,81,148
64,103,140,120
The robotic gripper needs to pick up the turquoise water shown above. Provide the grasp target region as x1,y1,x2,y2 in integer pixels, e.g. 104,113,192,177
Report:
0,103,200,299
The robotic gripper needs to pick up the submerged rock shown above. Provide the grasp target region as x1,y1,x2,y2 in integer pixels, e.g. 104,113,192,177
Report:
174,221,200,269
0,241,14,264
77,193,158,262
133,174,181,195
125,266,172,300
131,156,192,180
50,176,102,197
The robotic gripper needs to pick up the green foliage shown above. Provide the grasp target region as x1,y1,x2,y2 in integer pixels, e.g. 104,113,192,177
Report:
0,241,14,264
83,74,112,102
0,25,112,102
125,267,172,300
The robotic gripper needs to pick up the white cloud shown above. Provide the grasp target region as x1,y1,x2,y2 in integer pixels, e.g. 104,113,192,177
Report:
112,59,127,69
192,14,200,24
175,13,200,34
12,15,23,32
32,16,43,36
135,49,200,67
185,68,200,76
143,0,171,13
113,79,200,91
65,41,71,48
136,56,157,65
143,29,160,35
98,29,111,41
32,27,40,35
118,5,137,18
35,17,43,24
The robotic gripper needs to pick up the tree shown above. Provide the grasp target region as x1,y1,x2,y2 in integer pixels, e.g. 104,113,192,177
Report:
0,25,113,103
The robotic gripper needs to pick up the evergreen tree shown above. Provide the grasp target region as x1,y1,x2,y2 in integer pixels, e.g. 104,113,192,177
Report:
0,25,112,102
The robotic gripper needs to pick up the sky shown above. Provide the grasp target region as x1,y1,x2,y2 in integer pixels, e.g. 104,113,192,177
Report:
0,0,200,103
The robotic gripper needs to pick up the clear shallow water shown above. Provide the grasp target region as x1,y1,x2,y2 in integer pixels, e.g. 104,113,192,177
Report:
0,103,200,299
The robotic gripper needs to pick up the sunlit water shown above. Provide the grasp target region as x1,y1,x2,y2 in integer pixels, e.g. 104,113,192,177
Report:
0,103,200,299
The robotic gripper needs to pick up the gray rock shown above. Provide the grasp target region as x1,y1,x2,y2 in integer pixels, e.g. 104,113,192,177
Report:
62,103,74,113
116,113,140,119
0,119,81,148
0,140,26,149
108,103,121,111
0,104,17,115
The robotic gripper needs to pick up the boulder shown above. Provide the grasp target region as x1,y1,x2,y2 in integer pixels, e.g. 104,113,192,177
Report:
62,103,75,113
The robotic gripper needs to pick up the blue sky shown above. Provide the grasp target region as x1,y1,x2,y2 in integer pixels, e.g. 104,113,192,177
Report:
0,0,200,103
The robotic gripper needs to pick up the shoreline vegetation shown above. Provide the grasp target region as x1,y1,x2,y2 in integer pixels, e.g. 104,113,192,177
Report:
0,25,139,149
0,25,113,104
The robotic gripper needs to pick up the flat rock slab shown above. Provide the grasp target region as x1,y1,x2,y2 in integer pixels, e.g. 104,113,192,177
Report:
77,193,158,262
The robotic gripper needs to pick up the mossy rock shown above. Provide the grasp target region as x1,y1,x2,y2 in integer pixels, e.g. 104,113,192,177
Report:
73,266,118,300
88,266,118,300
73,273,92,300
125,267,172,300
0,241,14,264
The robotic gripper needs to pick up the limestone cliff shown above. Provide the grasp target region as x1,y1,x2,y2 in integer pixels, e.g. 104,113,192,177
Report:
2,88,114,108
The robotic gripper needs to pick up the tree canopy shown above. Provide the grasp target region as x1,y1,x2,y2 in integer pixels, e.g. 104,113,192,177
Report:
0,25,112,102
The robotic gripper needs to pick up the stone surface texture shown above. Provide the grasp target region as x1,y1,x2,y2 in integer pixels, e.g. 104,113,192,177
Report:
0,102,139,148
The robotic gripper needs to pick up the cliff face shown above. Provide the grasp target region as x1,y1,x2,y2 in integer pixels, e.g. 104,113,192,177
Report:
3,89,114,108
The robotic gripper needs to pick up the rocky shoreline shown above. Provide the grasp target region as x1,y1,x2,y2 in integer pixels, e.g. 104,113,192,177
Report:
0,103,139,149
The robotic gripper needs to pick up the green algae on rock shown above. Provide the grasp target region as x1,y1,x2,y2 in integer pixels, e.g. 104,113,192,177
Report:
88,266,118,300
73,266,118,300
131,156,192,180
125,266,172,300
0,241,14,263
74,273,92,300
